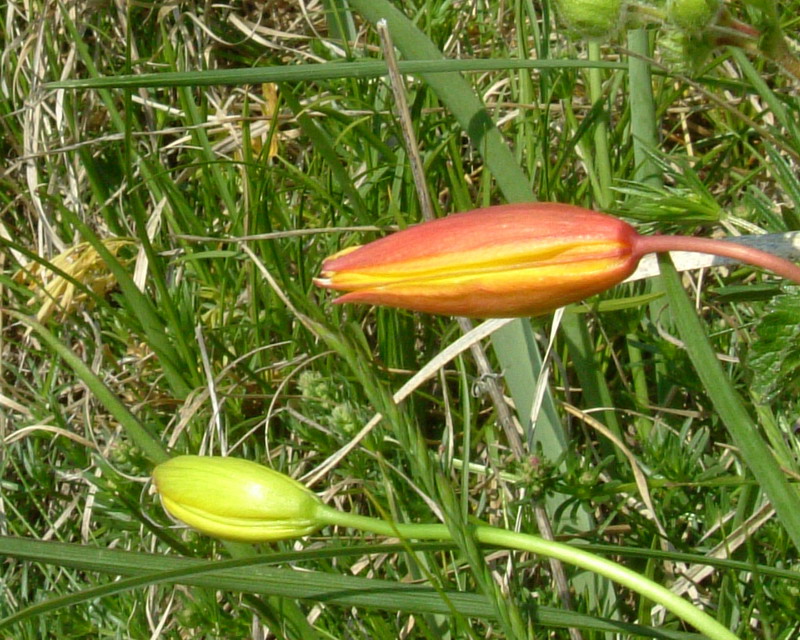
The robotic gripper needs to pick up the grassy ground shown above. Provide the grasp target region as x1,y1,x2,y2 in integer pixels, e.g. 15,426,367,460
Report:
2,0,800,638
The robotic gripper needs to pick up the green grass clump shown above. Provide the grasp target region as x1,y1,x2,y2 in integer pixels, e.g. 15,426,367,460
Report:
2,0,800,637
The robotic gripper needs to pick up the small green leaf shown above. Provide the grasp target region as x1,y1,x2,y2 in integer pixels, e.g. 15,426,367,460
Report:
749,288,800,402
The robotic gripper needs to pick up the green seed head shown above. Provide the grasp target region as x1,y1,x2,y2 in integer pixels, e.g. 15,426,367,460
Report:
153,455,324,542
556,0,626,39
666,0,720,33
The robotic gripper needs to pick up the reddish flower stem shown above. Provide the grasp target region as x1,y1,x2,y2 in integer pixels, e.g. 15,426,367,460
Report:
633,234,800,284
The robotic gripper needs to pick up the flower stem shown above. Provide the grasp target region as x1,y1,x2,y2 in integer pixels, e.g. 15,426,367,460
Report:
634,233,800,284
763,33,800,84
317,505,738,640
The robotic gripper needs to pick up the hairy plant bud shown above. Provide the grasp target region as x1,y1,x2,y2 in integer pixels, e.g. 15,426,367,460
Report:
667,0,720,32
555,0,626,39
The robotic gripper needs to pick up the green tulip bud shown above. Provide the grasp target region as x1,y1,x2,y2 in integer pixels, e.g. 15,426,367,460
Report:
666,0,720,32
153,455,325,542
556,0,625,39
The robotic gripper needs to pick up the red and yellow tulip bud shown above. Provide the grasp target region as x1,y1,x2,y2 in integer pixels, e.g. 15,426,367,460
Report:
153,456,325,542
314,203,800,319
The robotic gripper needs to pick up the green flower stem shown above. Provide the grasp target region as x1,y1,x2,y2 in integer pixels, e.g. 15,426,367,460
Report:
761,28,800,84
588,41,613,209
316,505,737,640
626,4,666,23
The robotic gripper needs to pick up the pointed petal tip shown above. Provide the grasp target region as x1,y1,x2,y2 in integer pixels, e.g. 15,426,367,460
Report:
321,244,363,269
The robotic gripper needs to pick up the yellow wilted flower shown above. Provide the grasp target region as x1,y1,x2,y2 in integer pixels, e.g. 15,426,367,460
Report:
236,83,280,161
259,82,280,161
14,239,135,324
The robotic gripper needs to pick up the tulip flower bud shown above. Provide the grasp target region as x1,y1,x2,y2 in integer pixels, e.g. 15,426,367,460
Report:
315,203,800,319
153,456,325,542
316,204,638,318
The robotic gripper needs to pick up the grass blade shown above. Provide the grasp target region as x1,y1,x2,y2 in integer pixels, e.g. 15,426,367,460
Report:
657,254,800,552
46,59,625,90
0,536,704,639
5,312,169,465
